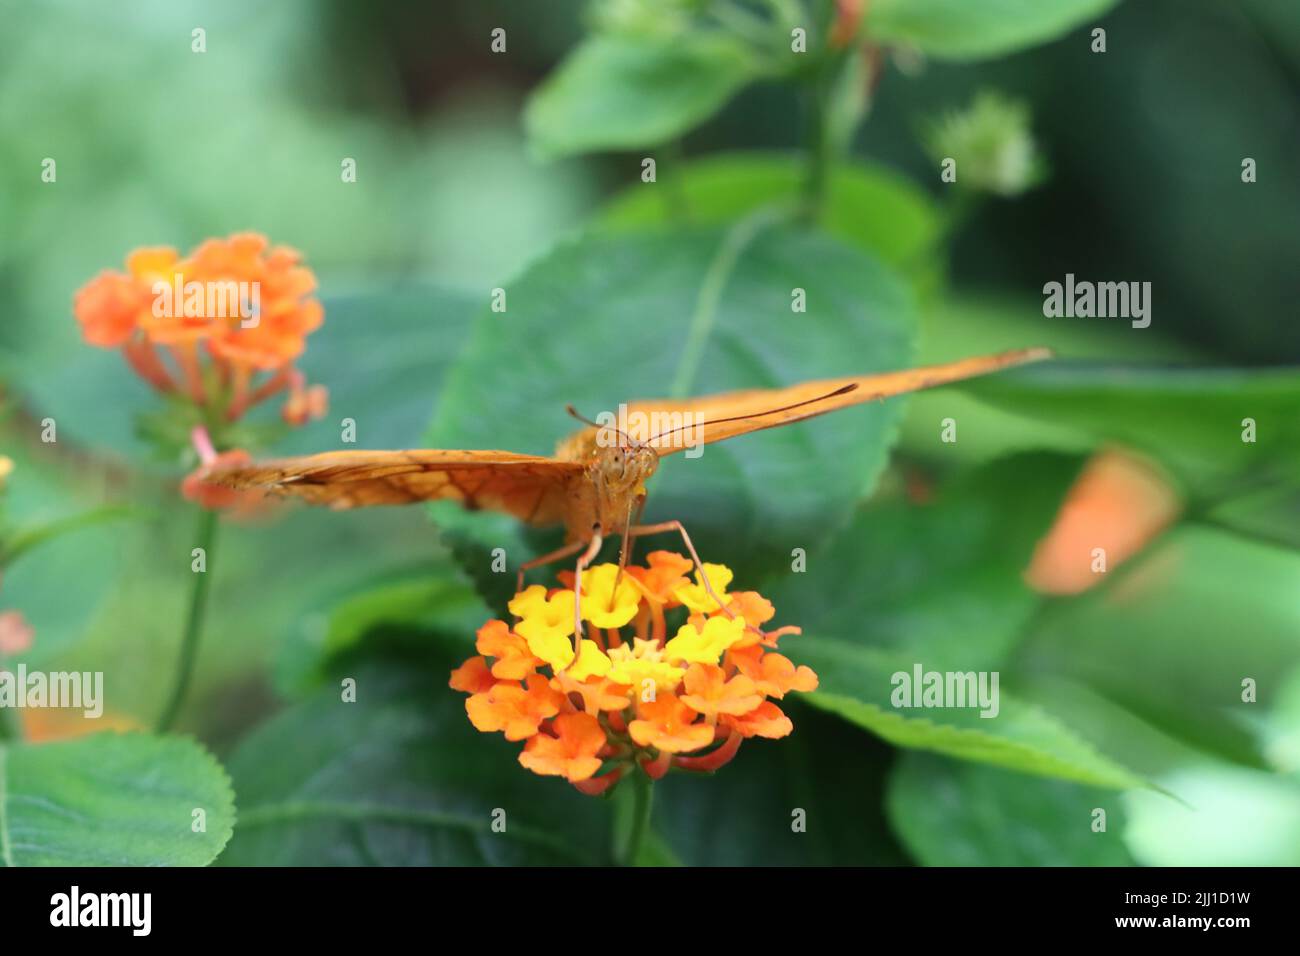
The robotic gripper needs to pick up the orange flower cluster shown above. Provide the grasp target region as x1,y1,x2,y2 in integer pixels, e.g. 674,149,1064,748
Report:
73,232,327,426
450,551,817,794
73,233,328,509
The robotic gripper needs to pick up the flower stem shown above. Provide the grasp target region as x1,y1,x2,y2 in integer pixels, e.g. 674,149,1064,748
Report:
800,75,832,224
616,771,654,866
156,507,218,732
0,693,19,741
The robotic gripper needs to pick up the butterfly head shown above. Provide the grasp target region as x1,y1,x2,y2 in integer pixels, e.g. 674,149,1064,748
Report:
592,440,658,494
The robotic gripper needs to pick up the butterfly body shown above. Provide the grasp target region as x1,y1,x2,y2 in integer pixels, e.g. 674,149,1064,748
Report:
555,436,658,542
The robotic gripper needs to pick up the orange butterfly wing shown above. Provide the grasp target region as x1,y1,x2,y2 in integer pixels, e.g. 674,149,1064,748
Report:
205,448,583,523
603,348,1051,456
207,349,1047,522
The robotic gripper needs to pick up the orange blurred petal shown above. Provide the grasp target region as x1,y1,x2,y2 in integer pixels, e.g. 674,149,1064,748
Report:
0,610,35,655
73,271,149,347
181,448,257,511
1025,448,1181,595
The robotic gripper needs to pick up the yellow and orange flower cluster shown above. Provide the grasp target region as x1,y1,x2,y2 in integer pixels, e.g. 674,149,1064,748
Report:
450,551,817,793
73,233,328,508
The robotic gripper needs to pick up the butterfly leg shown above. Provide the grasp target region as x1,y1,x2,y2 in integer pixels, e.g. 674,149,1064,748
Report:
626,519,735,621
613,496,646,592
516,539,587,595
564,528,604,670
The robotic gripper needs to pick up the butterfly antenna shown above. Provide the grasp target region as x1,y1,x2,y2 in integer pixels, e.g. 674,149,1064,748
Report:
646,383,859,443
566,404,634,445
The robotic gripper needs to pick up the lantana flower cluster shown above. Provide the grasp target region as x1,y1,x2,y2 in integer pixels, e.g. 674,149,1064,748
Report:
72,232,327,509
450,551,817,794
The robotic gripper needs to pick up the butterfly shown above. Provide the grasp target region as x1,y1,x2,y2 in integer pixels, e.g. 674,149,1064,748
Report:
207,347,1049,651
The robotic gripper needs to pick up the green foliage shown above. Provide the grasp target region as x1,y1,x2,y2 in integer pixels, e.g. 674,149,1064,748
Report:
0,733,234,866
221,666,613,865
428,225,916,583
526,33,761,158
899,294,1200,468
274,568,486,694
767,454,1082,669
0,504,136,569
765,455,1139,787
1015,526,1300,767
805,654,1147,789
962,363,1300,498
652,701,910,865
866,0,1120,60
10,0,1298,870
888,753,1137,866
599,152,944,284
1124,764,1300,866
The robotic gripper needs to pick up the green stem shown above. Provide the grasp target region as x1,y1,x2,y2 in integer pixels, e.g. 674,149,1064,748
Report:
617,772,654,866
156,507,218,732
0,692,19,741
800,75,832,223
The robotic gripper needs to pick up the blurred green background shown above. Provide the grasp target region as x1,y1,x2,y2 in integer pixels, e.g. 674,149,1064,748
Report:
1,0,1297,866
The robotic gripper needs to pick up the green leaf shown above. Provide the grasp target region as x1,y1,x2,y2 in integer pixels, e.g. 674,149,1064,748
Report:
1124,765,1300,866
427,225,915,583
899,294,1200,467
274,566,487,694
766,453,1082,668
0,733,234,866
867,0,1120,61
1015,677,1225,783
1014,525,1300,768
598,152,943,277
525,34,760,158
766,454,1145,788
652,700,909,865
961,362,1300,499
887,752,1137,865
268,282,480,455
0,504,138,568
1259,666,1300,773
423,503,538,620
1204,484,1300,551
0,454,132,667
803,648,1145,789
221,666,612,865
